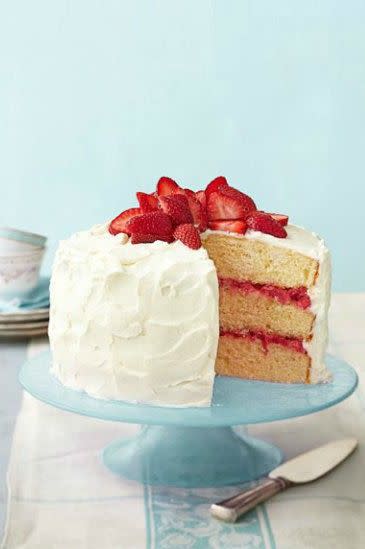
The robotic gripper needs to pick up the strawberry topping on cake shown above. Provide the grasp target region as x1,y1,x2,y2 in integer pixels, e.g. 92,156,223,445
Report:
108,176,289,248
173,223,202,250
159,194,194,226
246,211,287,238
136,192,159,213
109,208,142,235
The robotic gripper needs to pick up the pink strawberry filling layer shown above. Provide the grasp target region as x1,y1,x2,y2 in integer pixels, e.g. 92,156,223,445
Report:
219,277,311,310
220,329,307,355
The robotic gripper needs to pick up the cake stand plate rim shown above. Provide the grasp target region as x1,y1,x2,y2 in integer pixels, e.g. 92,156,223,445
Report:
18,352,358,427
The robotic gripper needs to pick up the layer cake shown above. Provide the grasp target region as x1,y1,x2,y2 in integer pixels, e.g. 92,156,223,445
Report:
49,176,331,406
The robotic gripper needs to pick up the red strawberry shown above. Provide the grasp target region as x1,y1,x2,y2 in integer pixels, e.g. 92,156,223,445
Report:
183,189,207,231
159,194,193,226
208,219,247,234
220,187,256,214
205,176,228,196
156,176,182,196
195,190,207,210
207,186,256,221
136,192,159,213
267,213,289,227
173,223,201,250
126,211,173,238
131,233,173,244
246,211,287,238
109,208,141,235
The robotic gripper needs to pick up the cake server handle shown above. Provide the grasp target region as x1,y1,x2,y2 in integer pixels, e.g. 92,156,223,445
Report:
210,476,291,523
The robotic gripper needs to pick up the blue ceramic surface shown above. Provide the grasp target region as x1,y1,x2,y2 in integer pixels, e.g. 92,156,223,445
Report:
19,353,358,427
19,353,358,486
102,426,283,487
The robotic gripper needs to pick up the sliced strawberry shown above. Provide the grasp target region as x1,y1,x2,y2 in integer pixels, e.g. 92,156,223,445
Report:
205,176,228,196
208,219,247,234
159,194,193,226
246,211,287,238
267,213,289,227
207,186,256,221
183,189,207,231
173,223,201,250
220,187,256,215
131,233,173,244
195,190,207,210
156,176,182,196
126,211,173,238
109,208,141,235
136,192,159,213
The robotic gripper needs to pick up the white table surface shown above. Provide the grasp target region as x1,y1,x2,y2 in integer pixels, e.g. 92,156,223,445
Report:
1,293,364,548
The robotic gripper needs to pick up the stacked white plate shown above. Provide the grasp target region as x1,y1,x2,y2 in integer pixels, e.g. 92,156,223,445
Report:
0,308,49,339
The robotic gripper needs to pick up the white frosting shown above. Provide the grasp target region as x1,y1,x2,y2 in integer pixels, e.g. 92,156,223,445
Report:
304,247,332,382
203,224,332,382
49,224,219,406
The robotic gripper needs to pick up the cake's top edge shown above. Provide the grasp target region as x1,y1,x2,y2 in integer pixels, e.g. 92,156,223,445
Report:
59,222,213,265
62,221,328,265
202,224,328,261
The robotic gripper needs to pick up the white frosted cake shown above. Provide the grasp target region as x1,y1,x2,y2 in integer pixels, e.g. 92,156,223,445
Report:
49,226,219,406
49,176,331,406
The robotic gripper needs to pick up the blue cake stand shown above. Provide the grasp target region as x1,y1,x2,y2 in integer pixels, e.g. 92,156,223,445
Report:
19,353,358,488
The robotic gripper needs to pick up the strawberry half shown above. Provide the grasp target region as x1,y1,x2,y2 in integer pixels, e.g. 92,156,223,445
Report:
267,213,289,227
246,211,287,238
136,192,159,213
207,186,256,221
173,223,202,250
205,176,228,196
109,207,141,235
195,190,207,210
159,194,193,226
131,233,173,244
183,189,207,231
156,176,182,196
126,211,173,239
208,219,247,234
221,187,256,215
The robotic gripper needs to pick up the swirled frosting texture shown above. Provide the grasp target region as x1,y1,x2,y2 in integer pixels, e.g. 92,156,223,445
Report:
49,224,219,406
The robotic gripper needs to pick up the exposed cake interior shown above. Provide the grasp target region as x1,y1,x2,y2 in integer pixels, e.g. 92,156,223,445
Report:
202,225,331,384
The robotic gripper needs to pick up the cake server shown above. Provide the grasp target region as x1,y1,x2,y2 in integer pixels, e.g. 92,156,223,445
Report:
211,437,357,523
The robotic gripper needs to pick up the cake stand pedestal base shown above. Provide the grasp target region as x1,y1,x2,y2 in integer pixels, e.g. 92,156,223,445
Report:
19,353,358,488
102,425,282,487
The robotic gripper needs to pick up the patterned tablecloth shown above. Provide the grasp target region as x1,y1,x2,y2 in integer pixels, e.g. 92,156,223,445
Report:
1,294,365,548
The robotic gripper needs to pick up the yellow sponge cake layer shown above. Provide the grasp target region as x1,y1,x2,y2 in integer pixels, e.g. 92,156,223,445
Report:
203,225,331,384
203,232,318,288
216,332,310,383
219,282,314,339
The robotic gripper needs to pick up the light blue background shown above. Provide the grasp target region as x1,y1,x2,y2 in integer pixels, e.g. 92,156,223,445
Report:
1,1,364,291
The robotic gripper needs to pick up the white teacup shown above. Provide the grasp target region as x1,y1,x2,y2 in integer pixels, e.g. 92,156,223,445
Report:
0,249,46,299
0,228,47,299
0,227,46,256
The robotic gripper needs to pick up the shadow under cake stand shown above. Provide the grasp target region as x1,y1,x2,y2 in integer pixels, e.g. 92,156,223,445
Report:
19,353,358,488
